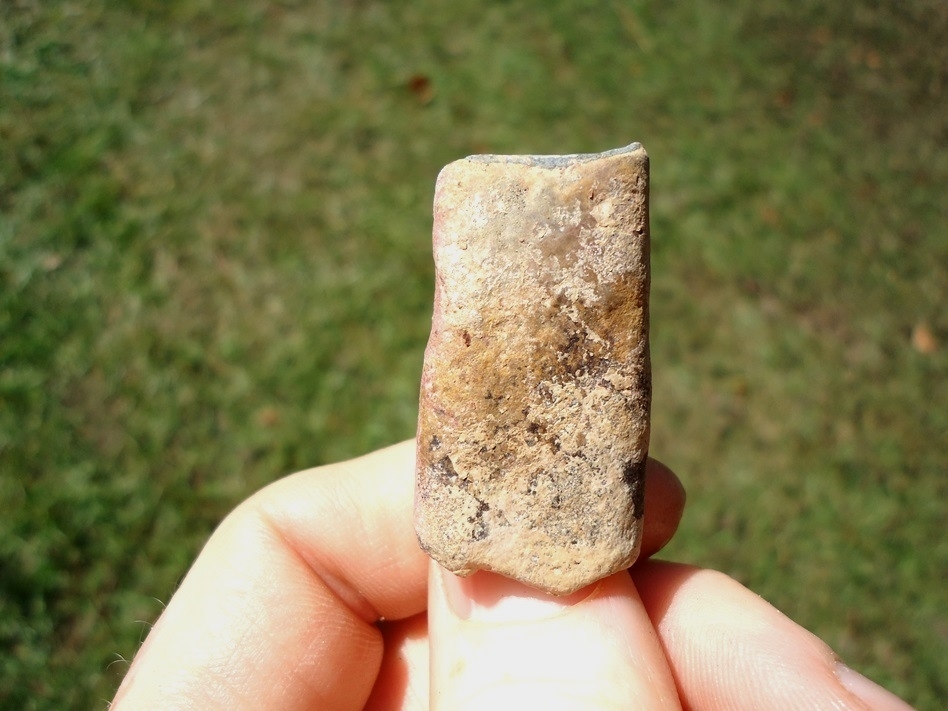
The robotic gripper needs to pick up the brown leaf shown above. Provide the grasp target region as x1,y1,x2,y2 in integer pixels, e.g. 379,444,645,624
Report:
911,322,938,354
407,74,435,105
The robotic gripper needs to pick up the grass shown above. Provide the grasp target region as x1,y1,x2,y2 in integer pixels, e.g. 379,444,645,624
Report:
1,0,945,707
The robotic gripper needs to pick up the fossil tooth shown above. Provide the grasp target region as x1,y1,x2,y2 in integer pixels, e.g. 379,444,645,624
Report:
414,143,651,596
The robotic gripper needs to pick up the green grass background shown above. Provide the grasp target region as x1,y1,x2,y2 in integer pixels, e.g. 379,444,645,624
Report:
1,0,945,707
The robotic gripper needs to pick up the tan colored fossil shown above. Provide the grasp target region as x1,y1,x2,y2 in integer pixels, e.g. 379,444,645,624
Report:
415,143,651,595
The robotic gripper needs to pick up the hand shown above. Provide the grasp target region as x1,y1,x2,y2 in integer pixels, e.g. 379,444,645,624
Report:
112,440,913,710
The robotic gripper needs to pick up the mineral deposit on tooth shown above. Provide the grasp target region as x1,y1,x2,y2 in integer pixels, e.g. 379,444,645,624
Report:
414,143,651,596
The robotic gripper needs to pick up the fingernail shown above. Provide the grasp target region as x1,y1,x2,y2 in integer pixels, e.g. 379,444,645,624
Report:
836,664,916,711
438,566,598,622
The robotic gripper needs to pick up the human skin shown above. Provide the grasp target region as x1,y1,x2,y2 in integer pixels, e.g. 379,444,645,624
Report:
111,440,913,710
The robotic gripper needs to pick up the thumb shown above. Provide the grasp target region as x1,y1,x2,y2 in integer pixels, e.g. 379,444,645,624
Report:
427,565,681,710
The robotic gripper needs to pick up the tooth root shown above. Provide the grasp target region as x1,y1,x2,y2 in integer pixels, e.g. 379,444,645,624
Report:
414,143,651,596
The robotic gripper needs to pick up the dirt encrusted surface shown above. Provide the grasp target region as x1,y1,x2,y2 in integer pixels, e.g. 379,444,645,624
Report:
415,144,651,595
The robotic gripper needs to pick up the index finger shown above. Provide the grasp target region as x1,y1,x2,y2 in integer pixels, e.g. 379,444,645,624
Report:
112,440,428,711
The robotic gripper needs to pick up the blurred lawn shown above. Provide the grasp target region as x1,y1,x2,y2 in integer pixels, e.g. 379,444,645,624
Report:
1,0,945,707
